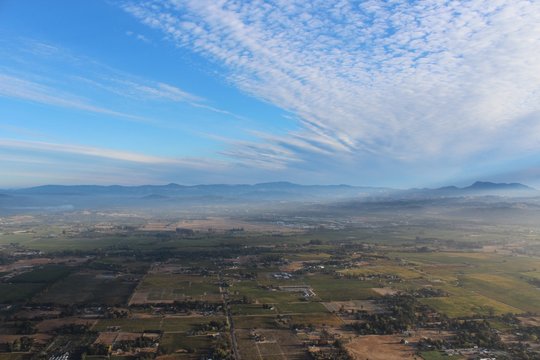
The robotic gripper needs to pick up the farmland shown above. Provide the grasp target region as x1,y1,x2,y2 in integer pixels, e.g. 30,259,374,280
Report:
1,200,540,360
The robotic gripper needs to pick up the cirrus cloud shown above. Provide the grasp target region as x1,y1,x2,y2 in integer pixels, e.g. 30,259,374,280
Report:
122,0,540,177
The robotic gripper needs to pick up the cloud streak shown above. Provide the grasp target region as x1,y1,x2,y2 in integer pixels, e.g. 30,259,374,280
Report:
1,38,247,125
123,0,540,172
0,74,149,122
0,138,225,170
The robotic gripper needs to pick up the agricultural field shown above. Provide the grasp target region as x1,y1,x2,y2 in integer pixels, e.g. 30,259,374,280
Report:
1,207,540,360
130,273,221,304
34,270,139,305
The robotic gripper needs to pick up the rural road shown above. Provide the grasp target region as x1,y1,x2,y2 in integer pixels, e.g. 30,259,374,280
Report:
219,272,241,359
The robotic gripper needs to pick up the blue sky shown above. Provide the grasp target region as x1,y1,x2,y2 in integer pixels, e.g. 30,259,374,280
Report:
1,0,540,188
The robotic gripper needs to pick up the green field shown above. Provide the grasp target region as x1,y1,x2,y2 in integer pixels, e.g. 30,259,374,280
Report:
34,270,137,305
0,283,46,303
159,333,213,355
307,274,380,301
229,280,303,304
460,273,540,313
10,264,73,283
275,301,329,314
421,294,520,318
136,273,221,302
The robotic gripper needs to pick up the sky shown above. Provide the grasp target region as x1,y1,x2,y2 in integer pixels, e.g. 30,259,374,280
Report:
1,0,540,188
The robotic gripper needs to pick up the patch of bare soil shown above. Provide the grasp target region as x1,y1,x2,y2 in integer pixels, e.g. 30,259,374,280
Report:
371,287,397,296
345,335,420,360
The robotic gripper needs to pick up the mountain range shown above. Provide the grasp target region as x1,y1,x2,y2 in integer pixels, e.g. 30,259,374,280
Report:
0,181,536,214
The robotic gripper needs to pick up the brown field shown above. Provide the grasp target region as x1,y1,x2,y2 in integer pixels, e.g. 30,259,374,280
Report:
371,287,398,296
280,261,304,272
517,316,540,327
0,258,52,273
94,332,118,346
115,332,145,342
0,334,52,345
0,335,26,343
345,335,419,360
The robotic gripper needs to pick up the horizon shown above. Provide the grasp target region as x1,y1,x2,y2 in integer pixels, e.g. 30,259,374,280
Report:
1,179,535,192
1,1,540,188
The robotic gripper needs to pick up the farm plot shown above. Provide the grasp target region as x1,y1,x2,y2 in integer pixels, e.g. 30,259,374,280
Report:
339,264,421,280
159,333,213,358
306,274,380,301
322,300,382,314
345,335,418,360
33,270,137,305
228,281,303,304
0,283,45,303
130,273,221,304
94,315,225,333
421,294,520,318
460,273,540,313
236,329,308,360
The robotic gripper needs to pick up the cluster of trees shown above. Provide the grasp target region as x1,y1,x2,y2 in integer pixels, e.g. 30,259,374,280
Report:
131,300,222,314
87,343,109,356
0,336,33,352
410,287,447,298
208,334,233,360
308,339,352,360
13,321,36,335
350,294,432,334
188,320,227,335
452,319,504,349
515,325,540,342
52,323,93,335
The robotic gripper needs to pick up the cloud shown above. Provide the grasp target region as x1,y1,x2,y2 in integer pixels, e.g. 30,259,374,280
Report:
1,37,246,125
126,30,151,43
0,73,149,122
123,0,540,172
0,138,224,169
74,75,202,103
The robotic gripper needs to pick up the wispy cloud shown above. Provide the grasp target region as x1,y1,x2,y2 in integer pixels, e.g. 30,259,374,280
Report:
123,0,540,171
126,30,151,43
0,73,149,123
0,138,225,169
1,37,247,124
73,75,202,103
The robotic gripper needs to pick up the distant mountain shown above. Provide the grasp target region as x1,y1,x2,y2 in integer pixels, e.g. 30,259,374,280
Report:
0,182,388,213
463,181,534,191
10,182,375,197
436,185,459,191
397,181,537,200
0,181,536,215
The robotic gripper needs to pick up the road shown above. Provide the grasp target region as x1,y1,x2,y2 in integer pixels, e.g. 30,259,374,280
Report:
219,272,241,359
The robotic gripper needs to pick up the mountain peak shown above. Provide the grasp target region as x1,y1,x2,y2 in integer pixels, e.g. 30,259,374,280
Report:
465,181,534,191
